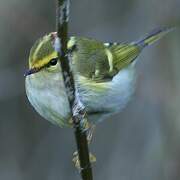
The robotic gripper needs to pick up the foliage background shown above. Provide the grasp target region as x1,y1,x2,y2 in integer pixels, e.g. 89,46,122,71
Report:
0,0,180,179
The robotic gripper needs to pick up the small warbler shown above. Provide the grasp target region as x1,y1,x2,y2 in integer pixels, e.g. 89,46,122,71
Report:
25,28,172,127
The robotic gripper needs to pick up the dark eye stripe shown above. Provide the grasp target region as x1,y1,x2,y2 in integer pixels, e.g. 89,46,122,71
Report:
49,58,58,66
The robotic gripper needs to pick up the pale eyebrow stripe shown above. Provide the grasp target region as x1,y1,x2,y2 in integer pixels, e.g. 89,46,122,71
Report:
105,48,113,72
31,51,58,69
32,40,45,61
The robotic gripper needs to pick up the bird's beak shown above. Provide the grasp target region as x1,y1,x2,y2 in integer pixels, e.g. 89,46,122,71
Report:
24,68,40,77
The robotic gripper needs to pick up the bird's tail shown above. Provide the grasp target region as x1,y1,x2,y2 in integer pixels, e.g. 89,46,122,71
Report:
134,27,174,48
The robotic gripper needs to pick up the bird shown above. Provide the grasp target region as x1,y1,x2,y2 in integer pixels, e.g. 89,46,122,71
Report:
25,27,173,128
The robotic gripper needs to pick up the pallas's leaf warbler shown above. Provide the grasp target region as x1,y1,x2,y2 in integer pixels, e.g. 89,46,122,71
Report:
25,28,172,127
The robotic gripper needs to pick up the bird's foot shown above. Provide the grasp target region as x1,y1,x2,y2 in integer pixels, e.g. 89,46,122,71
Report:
86,124,96,144
72,151,96,170
70,117,96,143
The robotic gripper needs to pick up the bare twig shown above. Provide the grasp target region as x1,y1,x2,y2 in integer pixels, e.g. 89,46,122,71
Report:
55,0,93,180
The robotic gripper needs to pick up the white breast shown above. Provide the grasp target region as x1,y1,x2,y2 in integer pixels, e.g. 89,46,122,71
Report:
25,71,71,127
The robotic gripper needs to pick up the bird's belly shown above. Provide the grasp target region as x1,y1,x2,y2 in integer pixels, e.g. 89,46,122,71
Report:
25,73,71,127
77,65,136,123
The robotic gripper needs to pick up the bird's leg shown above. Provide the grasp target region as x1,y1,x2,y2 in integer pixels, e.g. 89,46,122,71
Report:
73,114,96,144
86,123,96,144
72,151,96,170
72,121,96,169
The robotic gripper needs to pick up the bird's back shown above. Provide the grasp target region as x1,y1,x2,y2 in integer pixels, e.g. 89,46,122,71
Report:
70,28,172,123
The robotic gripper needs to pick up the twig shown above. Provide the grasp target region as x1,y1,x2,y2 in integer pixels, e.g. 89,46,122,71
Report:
55,0,93,180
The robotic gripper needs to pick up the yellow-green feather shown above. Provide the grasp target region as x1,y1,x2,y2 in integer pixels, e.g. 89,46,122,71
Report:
134,27,174,48
109,44,140,71
28,27,173,82
105,27,173,77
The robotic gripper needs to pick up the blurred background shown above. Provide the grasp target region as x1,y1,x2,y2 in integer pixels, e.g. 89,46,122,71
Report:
0,0,180,179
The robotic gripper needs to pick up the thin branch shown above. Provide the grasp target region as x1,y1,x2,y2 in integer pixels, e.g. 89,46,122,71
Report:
55,0,93,180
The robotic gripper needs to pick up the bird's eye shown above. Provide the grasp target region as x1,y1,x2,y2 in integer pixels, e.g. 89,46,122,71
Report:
49,58,58,66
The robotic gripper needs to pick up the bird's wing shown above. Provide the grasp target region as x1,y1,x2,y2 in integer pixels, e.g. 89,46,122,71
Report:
69,37,141,82
106,27,173,74
107,43,141,74
69,27,173,82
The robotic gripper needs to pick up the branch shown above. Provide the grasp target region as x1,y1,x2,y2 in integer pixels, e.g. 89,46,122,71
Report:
55,0,93,180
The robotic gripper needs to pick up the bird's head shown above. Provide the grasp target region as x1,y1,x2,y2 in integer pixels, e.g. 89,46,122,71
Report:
25,32,62,76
